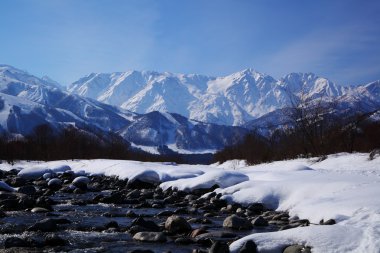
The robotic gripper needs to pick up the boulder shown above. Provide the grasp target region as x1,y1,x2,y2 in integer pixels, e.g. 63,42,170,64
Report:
251,216,268,226
72,176,90,190
130,217,160,232
165,215,192,234
17,185,36,195
239,240,258,253
247,203,264,214
133,232,167,242
223,215,252,230
209,241,230,253
47,178,63,191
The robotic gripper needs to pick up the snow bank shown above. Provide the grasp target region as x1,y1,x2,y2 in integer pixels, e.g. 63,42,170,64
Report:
230,209,380,253
160,170,249,191
17,164,71,179
11,159,207,183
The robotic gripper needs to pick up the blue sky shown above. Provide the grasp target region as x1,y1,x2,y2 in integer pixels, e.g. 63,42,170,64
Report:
1,0,379,86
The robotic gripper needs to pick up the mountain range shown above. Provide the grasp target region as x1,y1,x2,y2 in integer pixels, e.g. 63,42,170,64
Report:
0,64,379,153
68,69,380,126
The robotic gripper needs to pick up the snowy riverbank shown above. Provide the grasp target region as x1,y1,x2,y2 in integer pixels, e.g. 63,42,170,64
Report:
4,152,380,252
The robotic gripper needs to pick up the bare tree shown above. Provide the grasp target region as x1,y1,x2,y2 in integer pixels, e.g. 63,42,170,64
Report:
284,86,337,156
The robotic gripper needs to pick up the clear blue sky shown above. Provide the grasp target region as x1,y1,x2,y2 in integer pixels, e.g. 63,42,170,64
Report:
1,0,379,86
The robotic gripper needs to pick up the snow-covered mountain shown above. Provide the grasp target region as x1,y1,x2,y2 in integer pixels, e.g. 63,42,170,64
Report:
244,80,380,135
69,69,374,126
0,65,247,152
118,111,247,151
1,64,379,152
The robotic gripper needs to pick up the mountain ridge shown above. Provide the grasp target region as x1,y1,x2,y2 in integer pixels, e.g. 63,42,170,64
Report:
69,68,379,126
0,65,248,153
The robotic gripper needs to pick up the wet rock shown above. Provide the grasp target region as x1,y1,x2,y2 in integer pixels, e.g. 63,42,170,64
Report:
73,188,86,194
45,234,67,246
195,231,237,240
47,178,63,191
133,231,167,242
209,241,230,253
105,220,119,229
0,198,19,210
272,213,289,220
127,179,156,189
35,196,55,210
17,185,36,195
101,192,125,204
126,210,138,218
152,203,164,208
223,215,252,230
190,227,208,238
290,219,309,225
204,212,217,217
165,215,192,234
126,189,141,199
210,197,227,208
175,237,195,244
131,217,160,232
247,203,264,214
269,220,289,226
320,219,336,225
129,225,151,234
251,216,268,226
174,207,190,214
140,189,154,199
72,176,90,190
9,177,27,187
4,237,30,248
18,195,35,208
283,245,311,253
239,240,258,253
27,218,58,232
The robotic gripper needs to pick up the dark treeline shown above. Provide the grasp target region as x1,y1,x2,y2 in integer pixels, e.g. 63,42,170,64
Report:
0,124,189,164
214,110,380,165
